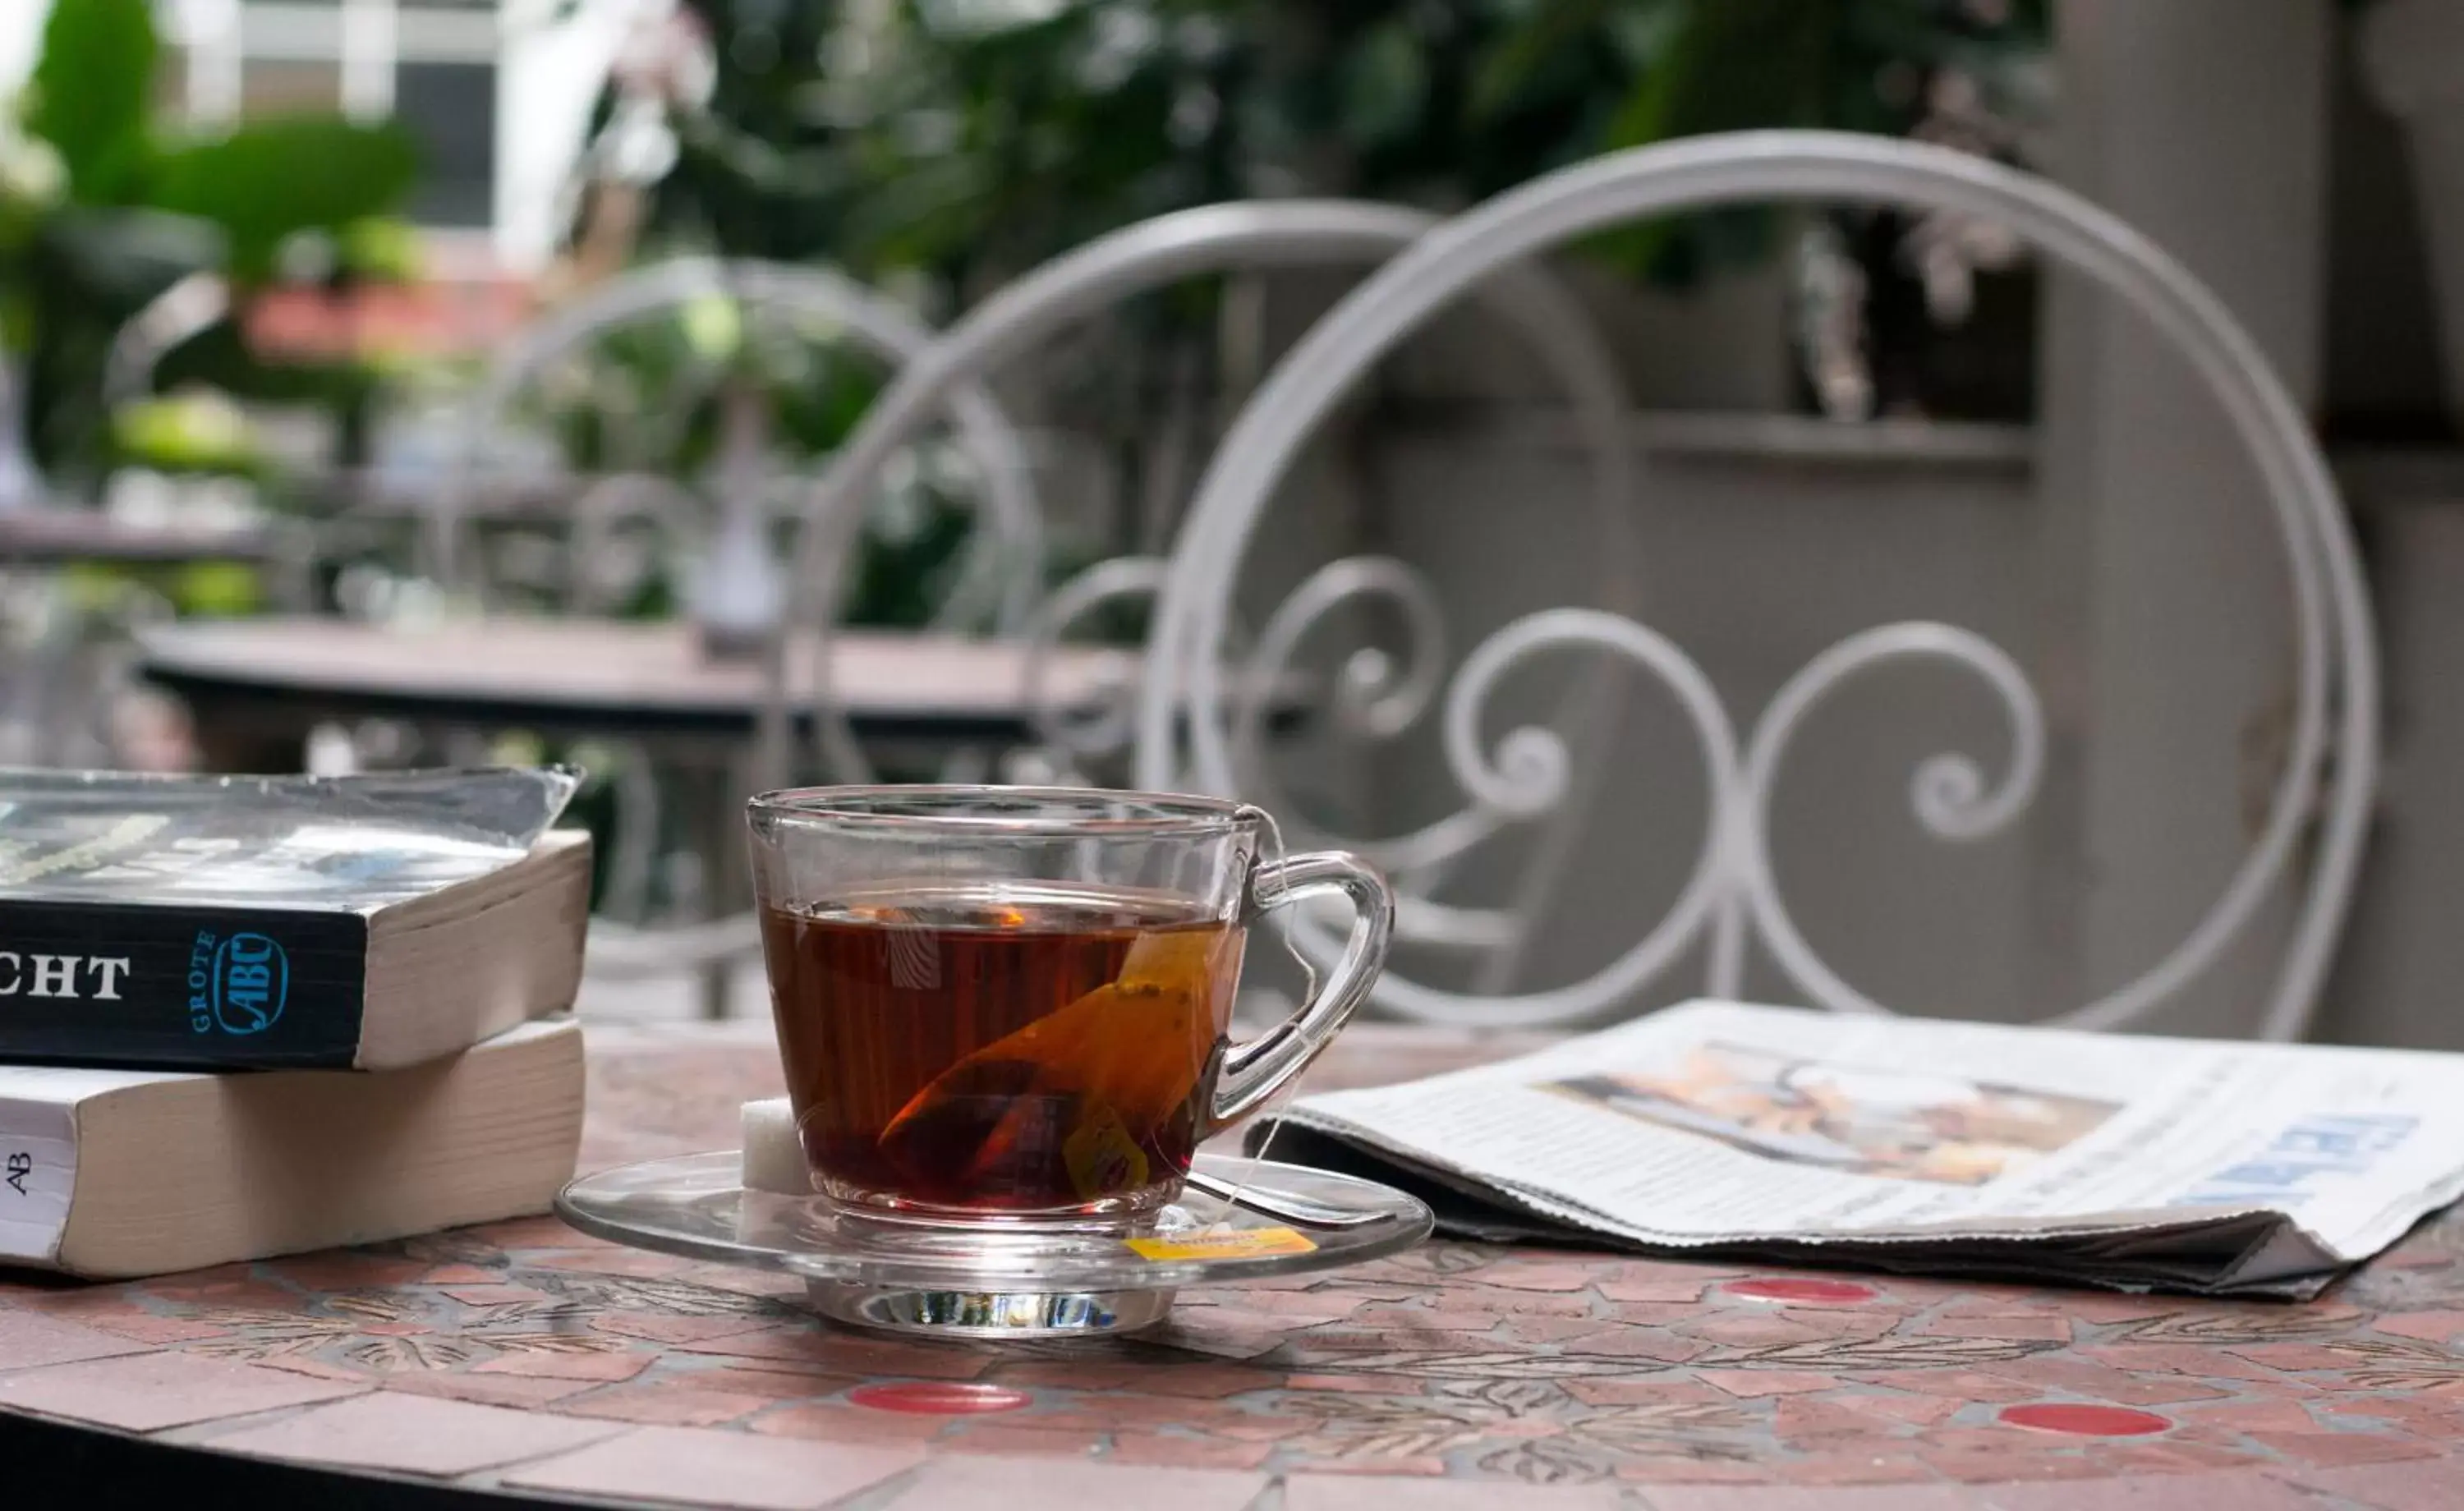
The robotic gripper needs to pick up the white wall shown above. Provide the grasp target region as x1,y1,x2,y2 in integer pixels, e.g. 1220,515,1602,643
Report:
2037,0,2333,1036
2,0,628,272
495,0,643,272
2332,471,2464,1048
0,1,51,99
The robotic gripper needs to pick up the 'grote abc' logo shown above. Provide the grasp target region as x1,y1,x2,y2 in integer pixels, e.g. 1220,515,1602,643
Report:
210,933,289,1035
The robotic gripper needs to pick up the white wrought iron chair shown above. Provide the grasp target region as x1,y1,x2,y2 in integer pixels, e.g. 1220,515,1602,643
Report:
428,256,1041,632
422,256,1044,1001
1141,130,2376,1040
768,200,1646,990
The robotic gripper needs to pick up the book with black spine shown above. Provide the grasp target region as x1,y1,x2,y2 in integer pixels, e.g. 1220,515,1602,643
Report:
0,767,590,1070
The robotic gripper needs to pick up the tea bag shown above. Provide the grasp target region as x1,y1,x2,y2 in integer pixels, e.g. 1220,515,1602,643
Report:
879,925,1235,1200
874,802,1330,1217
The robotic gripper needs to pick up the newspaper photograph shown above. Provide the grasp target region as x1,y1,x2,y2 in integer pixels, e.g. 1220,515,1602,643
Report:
1254,1001,2464,1297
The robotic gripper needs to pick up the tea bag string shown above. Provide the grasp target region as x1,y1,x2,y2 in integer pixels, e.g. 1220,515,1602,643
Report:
1201,802,1321,1231
1240,801,1323,1022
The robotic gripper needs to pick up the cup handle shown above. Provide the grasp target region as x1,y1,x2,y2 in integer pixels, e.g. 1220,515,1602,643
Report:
1206,850,1396,1137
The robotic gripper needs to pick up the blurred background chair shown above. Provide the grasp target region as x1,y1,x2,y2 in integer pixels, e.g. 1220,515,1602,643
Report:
769,198,1649,1004
425,255,1040,636
0,278,310,773
1142,131,2374,1040
412,255,1043,1004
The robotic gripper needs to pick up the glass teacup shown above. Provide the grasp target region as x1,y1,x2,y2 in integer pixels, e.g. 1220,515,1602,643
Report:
747,786,1395,1231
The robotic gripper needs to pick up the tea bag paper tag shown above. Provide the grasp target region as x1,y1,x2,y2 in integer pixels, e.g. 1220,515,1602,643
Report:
1064,1109,1150,1198
1126,1226,1317,1261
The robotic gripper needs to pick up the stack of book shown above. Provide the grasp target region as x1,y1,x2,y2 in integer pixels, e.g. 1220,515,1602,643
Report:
0,768,593,1279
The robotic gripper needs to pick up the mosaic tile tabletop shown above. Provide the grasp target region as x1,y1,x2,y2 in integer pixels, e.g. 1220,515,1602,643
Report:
3,1022,2463,1509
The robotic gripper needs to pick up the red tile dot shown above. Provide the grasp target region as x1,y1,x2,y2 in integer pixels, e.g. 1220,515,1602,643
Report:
848,1382,1031,1416
1999,1403,2171,1437
1724,1278,1878,1306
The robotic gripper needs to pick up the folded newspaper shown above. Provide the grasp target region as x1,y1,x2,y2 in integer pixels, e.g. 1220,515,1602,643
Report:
1251,1001,2464,1298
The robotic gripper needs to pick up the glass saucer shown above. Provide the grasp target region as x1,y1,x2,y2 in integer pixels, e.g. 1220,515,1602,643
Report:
554,1151,1433,1339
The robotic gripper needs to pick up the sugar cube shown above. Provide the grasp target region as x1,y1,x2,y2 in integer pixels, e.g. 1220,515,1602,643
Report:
740,1097,811,1195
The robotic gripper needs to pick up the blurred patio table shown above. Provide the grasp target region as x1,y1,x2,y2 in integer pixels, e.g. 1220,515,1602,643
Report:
132,616,1138,771
309,467,618,528
136,617,1142,1018
0,1019,2457,1509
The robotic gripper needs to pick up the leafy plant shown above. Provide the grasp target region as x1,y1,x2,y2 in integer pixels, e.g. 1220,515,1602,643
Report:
612,0,2046,296
558,0,2049,610
0,0,423,486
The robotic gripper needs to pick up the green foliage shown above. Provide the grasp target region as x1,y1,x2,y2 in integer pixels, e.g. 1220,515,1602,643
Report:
151,117,421,281
10,205,223,477
148,315,379,412
650,0,860,264
113,393,265,476
26,0,155,204
2,0,424,485
619,0,2045,296
338,217,426,283
166,559,267,616
573,0,2046,615
844,484,972,628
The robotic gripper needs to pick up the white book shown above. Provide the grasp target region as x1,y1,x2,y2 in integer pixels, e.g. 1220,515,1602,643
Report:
0,1017,584,1279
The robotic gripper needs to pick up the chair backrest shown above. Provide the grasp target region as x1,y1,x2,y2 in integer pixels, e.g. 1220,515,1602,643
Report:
1142,131,2376,1041
768,201,1643,980
421,258,1039,941
430,256,1042,637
